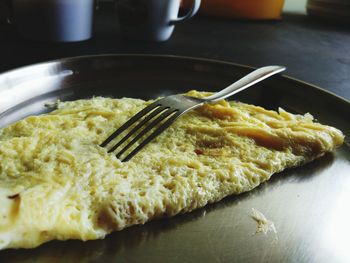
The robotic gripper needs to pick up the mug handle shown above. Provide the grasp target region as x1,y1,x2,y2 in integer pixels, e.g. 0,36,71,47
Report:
171,0,201,24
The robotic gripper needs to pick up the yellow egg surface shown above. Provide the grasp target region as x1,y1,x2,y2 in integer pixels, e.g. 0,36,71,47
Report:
0,90,344,250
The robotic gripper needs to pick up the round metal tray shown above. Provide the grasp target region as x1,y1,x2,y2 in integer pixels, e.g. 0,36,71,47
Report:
0,54,349,262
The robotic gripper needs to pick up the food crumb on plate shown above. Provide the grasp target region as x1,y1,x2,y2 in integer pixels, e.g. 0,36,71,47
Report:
250,208,277,237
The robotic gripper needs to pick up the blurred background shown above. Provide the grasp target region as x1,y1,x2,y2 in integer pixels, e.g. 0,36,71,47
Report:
98,0,309,13
0,0,348,100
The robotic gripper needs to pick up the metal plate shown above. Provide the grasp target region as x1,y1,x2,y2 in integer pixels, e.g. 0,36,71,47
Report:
0,54,349,263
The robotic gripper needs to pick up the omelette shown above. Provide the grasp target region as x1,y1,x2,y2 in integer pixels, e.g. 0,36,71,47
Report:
0,90,344,250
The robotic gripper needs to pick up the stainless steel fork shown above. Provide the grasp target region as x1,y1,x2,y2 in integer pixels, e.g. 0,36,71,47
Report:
100,65,286,161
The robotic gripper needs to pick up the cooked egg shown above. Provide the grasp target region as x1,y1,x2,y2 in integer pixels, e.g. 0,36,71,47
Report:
0,90,344,249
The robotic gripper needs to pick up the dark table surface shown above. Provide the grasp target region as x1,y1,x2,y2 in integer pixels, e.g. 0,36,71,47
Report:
0,5,349,101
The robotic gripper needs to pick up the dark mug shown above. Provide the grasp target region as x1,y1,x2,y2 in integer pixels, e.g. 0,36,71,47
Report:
115,0,201,41
0,0,95,42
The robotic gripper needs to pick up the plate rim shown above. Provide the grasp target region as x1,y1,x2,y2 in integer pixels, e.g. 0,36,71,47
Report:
0,53,349,107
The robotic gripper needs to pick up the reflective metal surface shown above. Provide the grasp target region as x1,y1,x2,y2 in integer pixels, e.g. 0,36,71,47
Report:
0,55,349,262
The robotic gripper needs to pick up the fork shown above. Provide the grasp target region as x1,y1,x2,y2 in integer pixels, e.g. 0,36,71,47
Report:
100,65,286,162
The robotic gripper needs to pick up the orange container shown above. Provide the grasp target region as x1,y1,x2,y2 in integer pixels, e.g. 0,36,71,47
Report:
181,0,285,20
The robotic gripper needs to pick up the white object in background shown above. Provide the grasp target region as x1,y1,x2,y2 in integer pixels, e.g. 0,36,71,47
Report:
284,0,307,14
11,0,95,42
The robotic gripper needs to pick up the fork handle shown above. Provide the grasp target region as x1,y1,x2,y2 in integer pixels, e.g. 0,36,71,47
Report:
204,65,286,102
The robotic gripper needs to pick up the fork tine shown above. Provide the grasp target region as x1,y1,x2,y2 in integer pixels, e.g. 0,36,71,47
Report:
100,101,160,147
107,105,168,153
121,111,182,162
115,108,179,159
